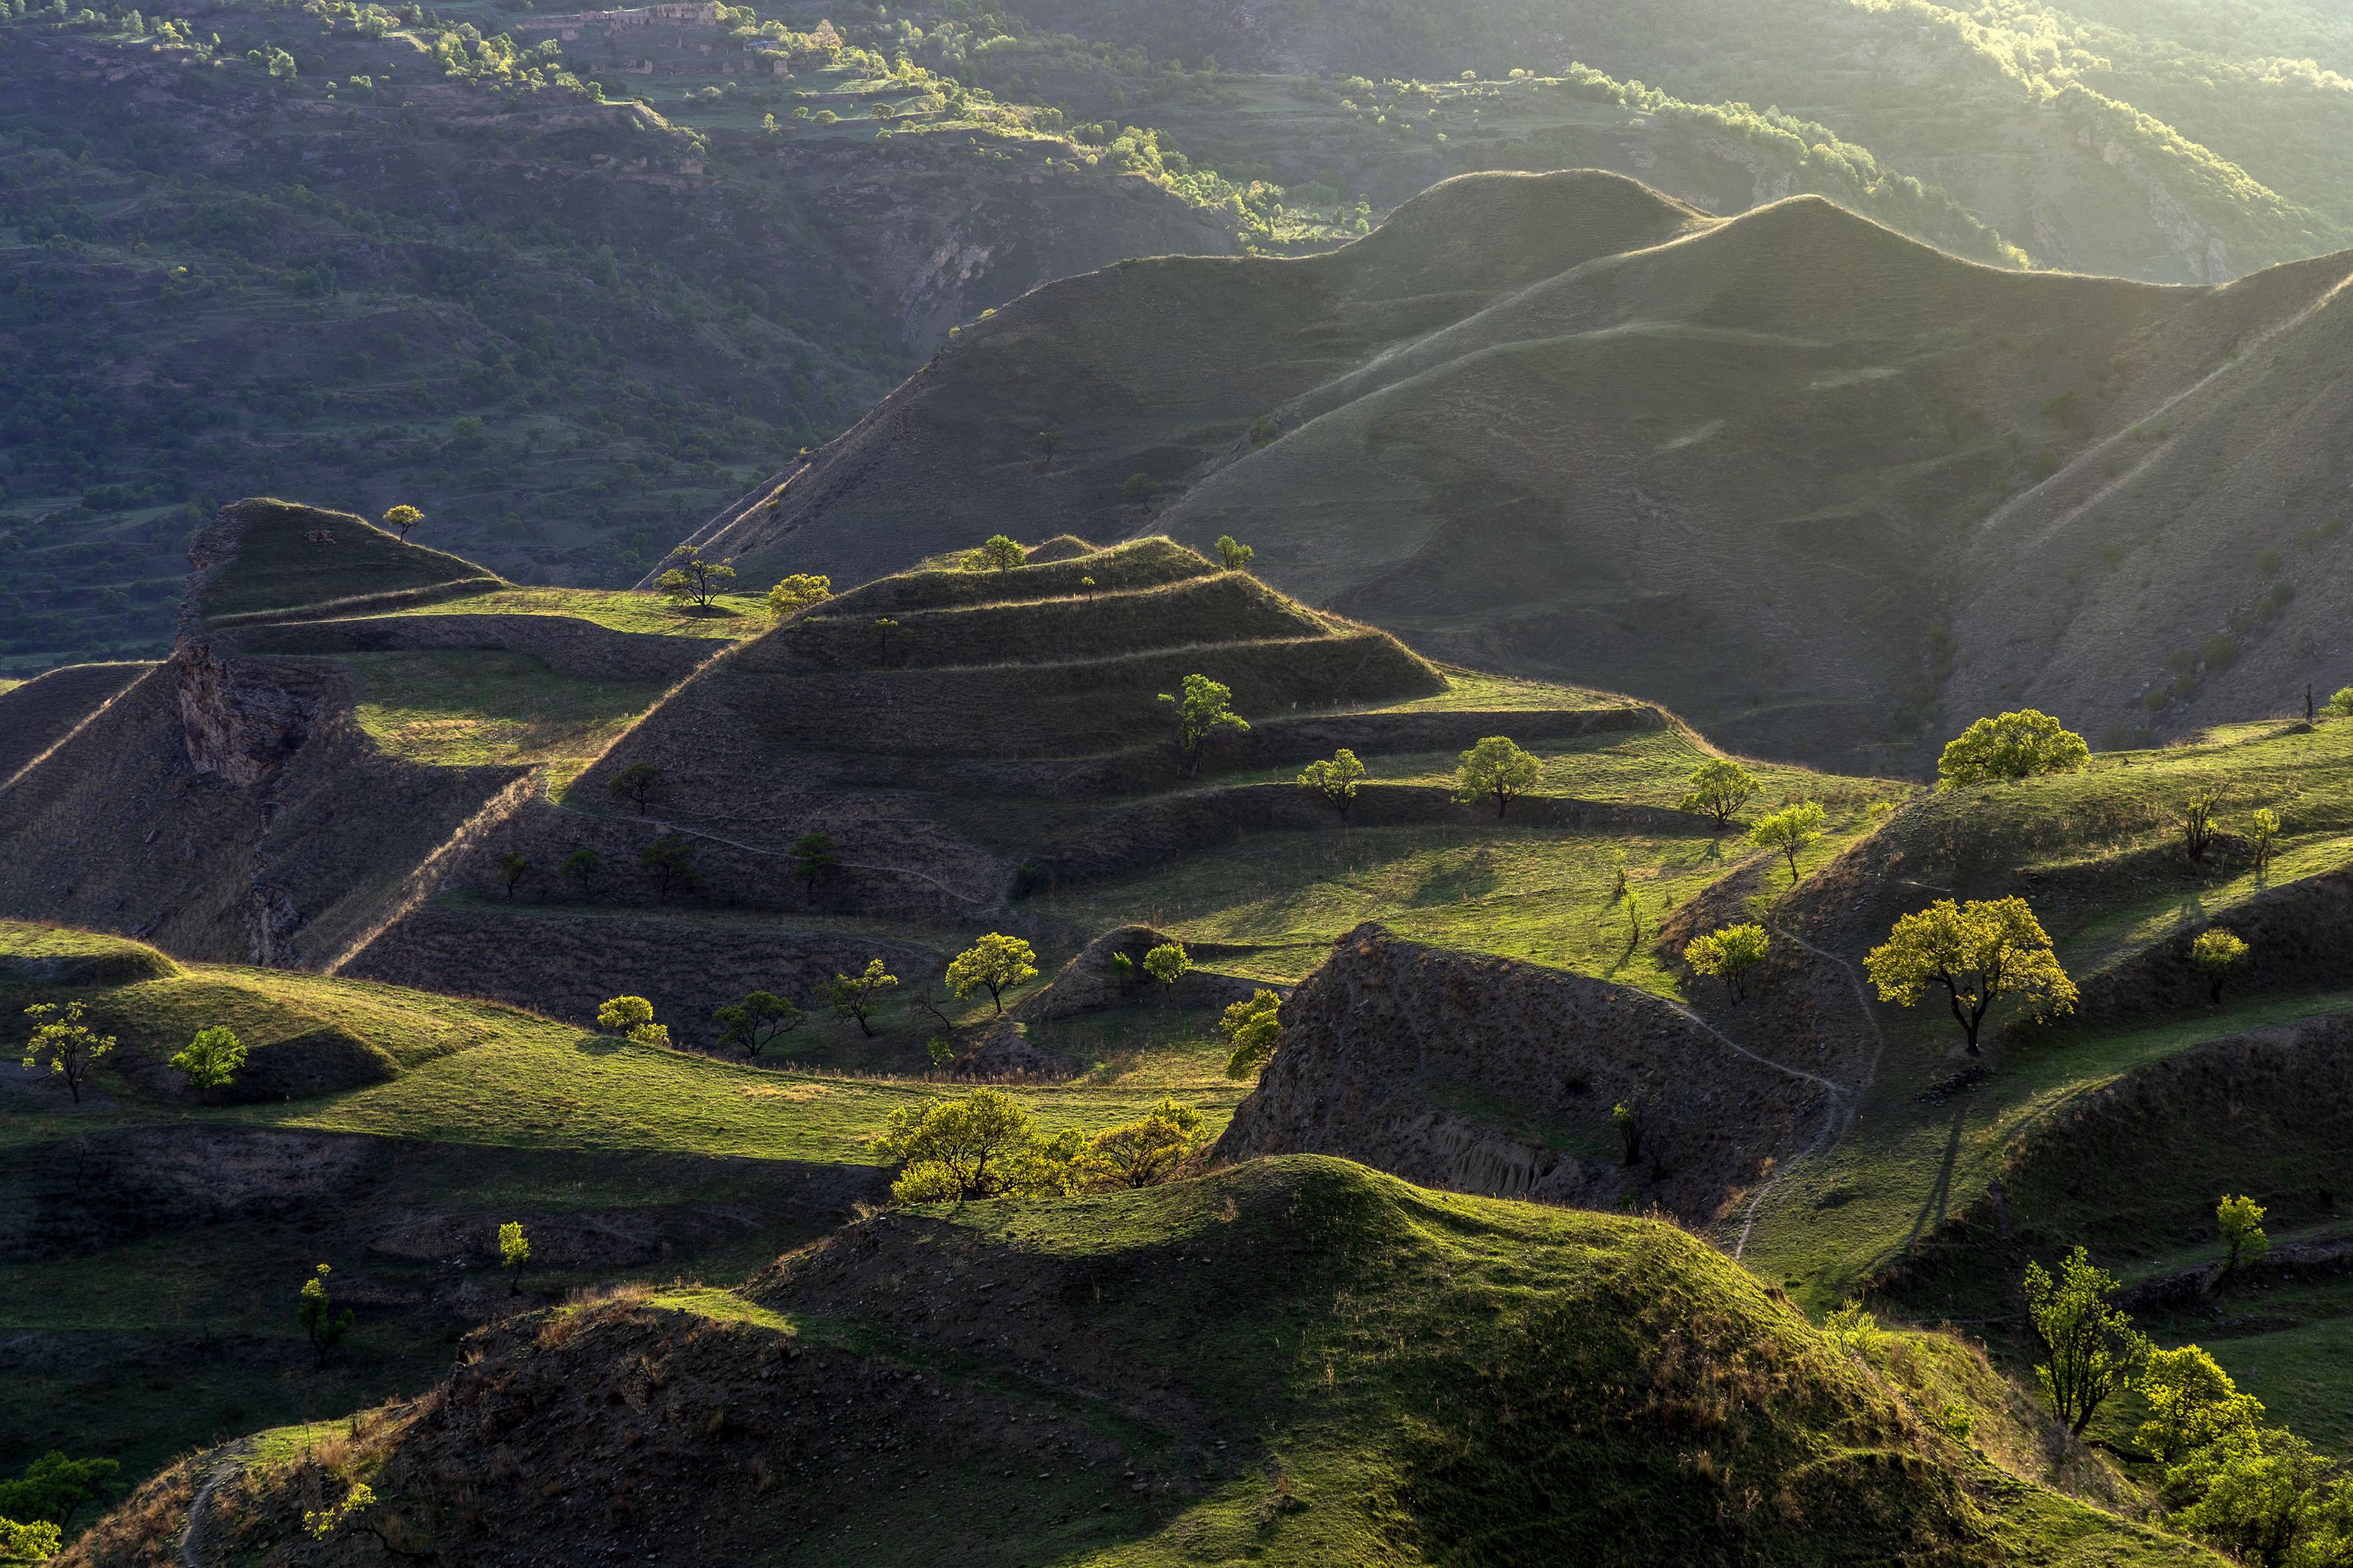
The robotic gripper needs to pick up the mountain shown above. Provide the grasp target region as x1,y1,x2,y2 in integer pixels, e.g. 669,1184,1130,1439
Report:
701,168,2353,767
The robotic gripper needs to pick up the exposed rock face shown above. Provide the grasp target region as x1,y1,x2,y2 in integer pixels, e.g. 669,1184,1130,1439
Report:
172,629,351,788
1212,924,1830,1223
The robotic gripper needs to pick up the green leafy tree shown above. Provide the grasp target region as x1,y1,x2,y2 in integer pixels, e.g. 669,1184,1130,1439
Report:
1684,923,1769,1003
381,503,424,540
499,1221,529,1295
969,534,1024,570
821,959,898,1037
608,762,661,815
0,1450,119,1532
1158,673,1249,778
2192,928,2249,1003
1142,942,1190,989
874,1088,1079,1203
596,995,670,1047
946,933,1038,1014
0,1517,60,1561
1452,735,1539,819
2249,807,2280,873
1678,758,1760,826
640,834,695,900
2327,687,2353,720
496,850,529,899
169,1025,245,1090
560,848,601,895
871,616,900,657
1297,748,1366,820
1219,988,1284,1078
712,992,805,1058
20,1000,113,1103
766,572,832,617
1079,1098,1207,1188
2135,1345,2265,1463
1030,428,1063,465
790,831,835,904
1213,534,1253,571
1747,801,1826,882
2218,1193,2270,1278
2182,786,2223,862
2167,1428,2332,1568
1937,709,2090,784
655,545,737,610
2021,1246,2147,1434
298,1262,355,1369
1865,896,2077,1055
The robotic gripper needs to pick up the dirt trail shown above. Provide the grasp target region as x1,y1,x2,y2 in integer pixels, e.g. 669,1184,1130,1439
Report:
179,1439,251,1567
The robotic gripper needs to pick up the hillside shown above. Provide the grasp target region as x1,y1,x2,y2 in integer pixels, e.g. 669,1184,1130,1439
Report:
702,169,2353,768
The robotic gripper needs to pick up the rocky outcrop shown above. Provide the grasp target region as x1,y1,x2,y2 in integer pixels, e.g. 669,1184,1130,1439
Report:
170,640,351,787
1212,924,1831,1223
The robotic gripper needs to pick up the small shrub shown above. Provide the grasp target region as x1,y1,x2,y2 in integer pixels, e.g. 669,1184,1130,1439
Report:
170,1025,245,1090
2191,928,2248,1003
1142,942,1190,987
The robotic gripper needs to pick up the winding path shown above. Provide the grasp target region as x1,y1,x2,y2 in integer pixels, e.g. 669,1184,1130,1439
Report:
179,1439,251,1567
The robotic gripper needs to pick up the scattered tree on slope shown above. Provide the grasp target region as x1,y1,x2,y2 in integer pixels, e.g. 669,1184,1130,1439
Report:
1678,758,1759,826
1937,709,2089,784
1453,735,1538,819
1864,897,2076,1055
1159,674,1249,778
946,933,1038,1014
1298,747,1367,820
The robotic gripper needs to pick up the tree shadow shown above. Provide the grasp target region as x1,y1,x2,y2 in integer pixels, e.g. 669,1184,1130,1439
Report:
572,1034,626,1057
1902,1101,1971,1253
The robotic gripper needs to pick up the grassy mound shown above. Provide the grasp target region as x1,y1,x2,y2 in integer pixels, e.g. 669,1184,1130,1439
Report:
64,1158,2210,1567
188,498,505,627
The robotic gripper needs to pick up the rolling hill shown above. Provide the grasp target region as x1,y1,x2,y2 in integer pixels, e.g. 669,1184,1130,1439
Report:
702,168,2353,769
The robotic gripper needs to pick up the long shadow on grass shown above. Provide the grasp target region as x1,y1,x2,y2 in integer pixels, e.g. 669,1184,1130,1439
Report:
1902,1102,1970,1254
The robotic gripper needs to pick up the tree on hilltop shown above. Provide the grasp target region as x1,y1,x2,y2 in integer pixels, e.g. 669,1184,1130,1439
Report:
1297,748,1366,820
713,992,806,1059
1159,673,1249,778
1453,736,1539,820
1747,801,1826,882
1864,896,2076,1055
821,958,898,1037
767,573,832,618
1678,758,1759,826
969,534,1024,570
1214,534,1253,571
609,762,662,815
381,504,424,540
655,545,738,612
946,932,1038,1014
1684,923,1768,1004
1938,709,2089,785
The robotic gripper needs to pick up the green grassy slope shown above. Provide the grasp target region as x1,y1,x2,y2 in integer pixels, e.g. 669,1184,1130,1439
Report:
188,498,504,626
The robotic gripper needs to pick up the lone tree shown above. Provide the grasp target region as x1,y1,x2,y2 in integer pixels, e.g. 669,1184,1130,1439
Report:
1030,428,1064,465
1079,1098,1207,1189
498,1221,530,1295
2191,928,2249,1003
496,851,530,899
1937,709,2090,785
1679,758,1760,826
169,1025,245,1091
874,1087,1080,1203
2022,1246,2147,1435
381,504,424,540
596,995,670,1047
20,1000,114,1104
655,545,738,611
2217,1193,2270,1279
1297,748,1366,820
640,834,695,900
2249,807,2280,873
767,573,832,618
1159,674,1249,778
1142,942,1190,989
871,616,900,658
970,534,1024,570
1218,989,1284,1078
1453,735,1540,820
1747,801,1826,882
1684,923,1769,1004
2182,786,2224,862
560,848,601,895
789,831,836,903
713,992,806,1058
946,933,1039,1014
1214,534,1254,572
298,1263,356,1369
1864,896,2077,1056
821,958,899,1037
608,762,662,815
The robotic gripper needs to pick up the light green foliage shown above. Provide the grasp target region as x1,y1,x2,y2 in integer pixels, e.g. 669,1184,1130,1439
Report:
1822,1300,1890,1360
2218,1193,2270,1275
296,1263,354,1369
607,762,662,815
1214,534,1254,571
1678,757,1760,826
2137,1345,2265,1463
788,832,835,903
0,1517,61,1561
1077,1097,1206,1189
499,1220,529,1293
1218,989,1284,1078
945,932,1038,1014
1109,951,1135,981
2193,928,2250,1002
2327,688,2353,719
874,1087,1080,1203
2165,1427,2338,1568
1938,709,2090,785
1142,942,1190,988
380,503,423,540
2249,807,2280,872
1683,923,1768,1004
303,1483,376,1542
595,995,669,1048
1296,748,1366,819
820,958,897,1037
2022,1247,2147,1434
1452,735,1540,819
169,1025,246,1090
20,1000,114,1104
1157,673,1249,777
766,573,832,618
712,992,804,1058
2183,786,2224,862
968,534,1024,570
0,1450,118,1533
1864,896,2077,1054
1746,800,1826,882
654,545,738,609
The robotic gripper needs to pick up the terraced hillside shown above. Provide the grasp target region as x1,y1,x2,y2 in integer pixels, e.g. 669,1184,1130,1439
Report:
704,170,2353,770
